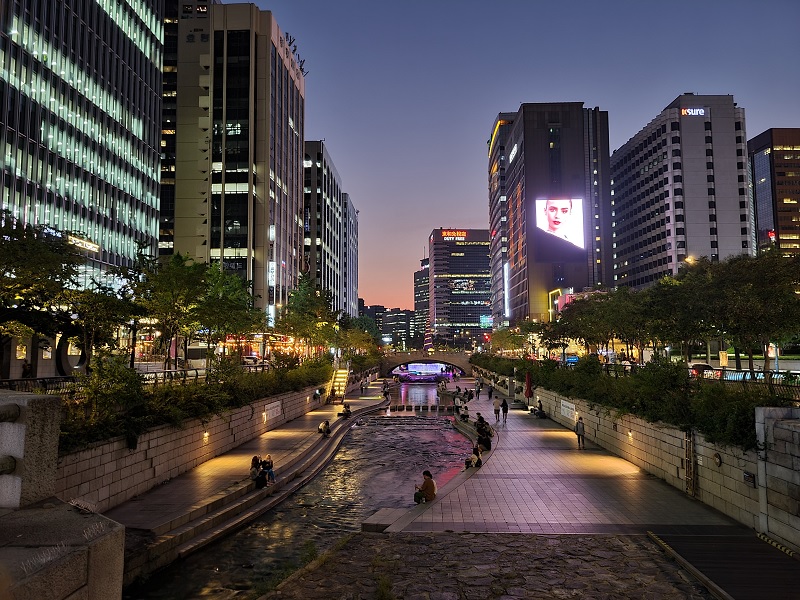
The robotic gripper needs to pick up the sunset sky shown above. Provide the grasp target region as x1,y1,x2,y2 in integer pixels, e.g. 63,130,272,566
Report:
258,0,800,310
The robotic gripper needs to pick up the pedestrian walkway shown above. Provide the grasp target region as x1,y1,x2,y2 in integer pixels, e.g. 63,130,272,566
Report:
105,377,388,584
384,382,800,599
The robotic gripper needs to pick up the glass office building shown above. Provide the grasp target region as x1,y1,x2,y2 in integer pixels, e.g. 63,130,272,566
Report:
0,0,163,285
428,228,491,349
748,128,800,256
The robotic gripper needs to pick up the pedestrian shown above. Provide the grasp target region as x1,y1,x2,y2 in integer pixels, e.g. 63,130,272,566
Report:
413,470,437,504
575,416,585,449
250,456,268,489
475,384,481,400
493,396,502,422
501,398,509,423
261,454,276,485
487,385,494,401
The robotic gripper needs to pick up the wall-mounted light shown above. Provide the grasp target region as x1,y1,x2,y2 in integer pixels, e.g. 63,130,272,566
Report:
203,431,209,444
628,430,633,438
262,411,267,423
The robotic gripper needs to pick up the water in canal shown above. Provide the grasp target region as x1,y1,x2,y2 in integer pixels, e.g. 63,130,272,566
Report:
125,382,469,599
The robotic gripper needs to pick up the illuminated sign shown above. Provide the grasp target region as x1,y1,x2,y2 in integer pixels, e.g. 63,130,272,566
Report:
509,143,518,163
441,230,467,241
68,235,100,253
268,261,276,286
680,108,705,117
534,198,585,250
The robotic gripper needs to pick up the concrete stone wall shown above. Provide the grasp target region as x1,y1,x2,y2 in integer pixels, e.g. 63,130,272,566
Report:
472,367,799,552
55,385,325,513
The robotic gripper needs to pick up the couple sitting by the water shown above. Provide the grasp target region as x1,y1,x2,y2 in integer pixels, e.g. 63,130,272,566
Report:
249,455,275,489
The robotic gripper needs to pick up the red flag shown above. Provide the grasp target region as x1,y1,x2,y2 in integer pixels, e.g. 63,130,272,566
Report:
525,371,532,399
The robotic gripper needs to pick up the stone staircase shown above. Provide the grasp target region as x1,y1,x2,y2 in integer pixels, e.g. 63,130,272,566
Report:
331,367,349,397
122,400,385,587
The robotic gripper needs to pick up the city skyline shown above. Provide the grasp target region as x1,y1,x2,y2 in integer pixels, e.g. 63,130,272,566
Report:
257,0,800,310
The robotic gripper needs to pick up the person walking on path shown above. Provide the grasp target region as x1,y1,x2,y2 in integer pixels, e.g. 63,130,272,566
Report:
575,416,586,449
493,397,502,422
487,385,494,401
413,470,437,504
501,398,509,423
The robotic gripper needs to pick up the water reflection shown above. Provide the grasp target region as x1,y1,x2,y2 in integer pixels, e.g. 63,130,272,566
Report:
125,405,468,599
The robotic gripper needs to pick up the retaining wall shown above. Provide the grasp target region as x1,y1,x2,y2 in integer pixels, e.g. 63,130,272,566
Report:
55,385,325,513
473,367,800,553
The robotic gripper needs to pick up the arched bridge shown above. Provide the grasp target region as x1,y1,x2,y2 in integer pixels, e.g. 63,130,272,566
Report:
380,350,473,377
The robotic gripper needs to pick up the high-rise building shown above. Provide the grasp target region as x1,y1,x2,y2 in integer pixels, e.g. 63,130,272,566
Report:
382,308,414,351
303,141,358,317
428,228,491,349
488,113,515,329
413,257,430,349
159,0,220,257
0,0,163,285
611,94,754,288
361,304,385,336
343,193,359,317
748,128,800,256
490,103,611,323
173,4,305,324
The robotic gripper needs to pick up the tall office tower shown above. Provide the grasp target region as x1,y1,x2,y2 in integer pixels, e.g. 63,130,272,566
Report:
361,304,385,335
492,103,611,323
611,94,754,289
488,113,515,329
303,141,358,317
748,129,800,256
0,0,163,285
382,308,414,351
174,4,305,324
343,193,359,317
159,0,220,257
413,257,430,349
428,228,491,349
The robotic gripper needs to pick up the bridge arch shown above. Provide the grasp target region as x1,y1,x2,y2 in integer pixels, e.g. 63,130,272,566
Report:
380,351,473,378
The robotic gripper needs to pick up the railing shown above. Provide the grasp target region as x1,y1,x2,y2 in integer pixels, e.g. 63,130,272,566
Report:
0,377,77,394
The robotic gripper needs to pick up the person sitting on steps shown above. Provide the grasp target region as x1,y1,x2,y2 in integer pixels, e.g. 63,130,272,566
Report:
318,420,331,438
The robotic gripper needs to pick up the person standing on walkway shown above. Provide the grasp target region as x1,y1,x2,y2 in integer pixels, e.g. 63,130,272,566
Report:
414,470,437,504
501,398,509,423
575,417,586,449
493,396,502,422
487,385,494,401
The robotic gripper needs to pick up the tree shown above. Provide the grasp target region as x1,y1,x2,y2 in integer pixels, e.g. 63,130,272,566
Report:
134,254,207,370
59,282,139,372
274,274,339,357
0,212,85,376
193,264,266,360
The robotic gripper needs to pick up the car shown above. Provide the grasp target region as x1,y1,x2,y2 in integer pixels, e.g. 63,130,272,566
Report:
690,362,720,379
241,355,261,365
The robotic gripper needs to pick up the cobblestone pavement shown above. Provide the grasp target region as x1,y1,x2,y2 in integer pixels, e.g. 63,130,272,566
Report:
261,532,713,600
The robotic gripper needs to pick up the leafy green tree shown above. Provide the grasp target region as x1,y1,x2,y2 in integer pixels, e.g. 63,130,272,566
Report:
0,212,85,375
274,273,339,357
59,283,139,372
193,264,266,360
134,254,208,369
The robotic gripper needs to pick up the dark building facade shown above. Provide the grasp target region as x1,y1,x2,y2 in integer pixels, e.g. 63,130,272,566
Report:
0,0,163,284
611,94,754,288
492,103,611,323
303,140,358,317
488,113,515,329
382,308,414,351
413,257,430,349
748,128,800,256
173,5,305,323
428,228,491,349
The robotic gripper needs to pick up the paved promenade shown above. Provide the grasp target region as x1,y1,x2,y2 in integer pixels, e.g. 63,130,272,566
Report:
106,376,800,599
262,379,800,600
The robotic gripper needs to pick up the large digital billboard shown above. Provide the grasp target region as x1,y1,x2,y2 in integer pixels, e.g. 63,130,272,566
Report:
532,198,586,263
